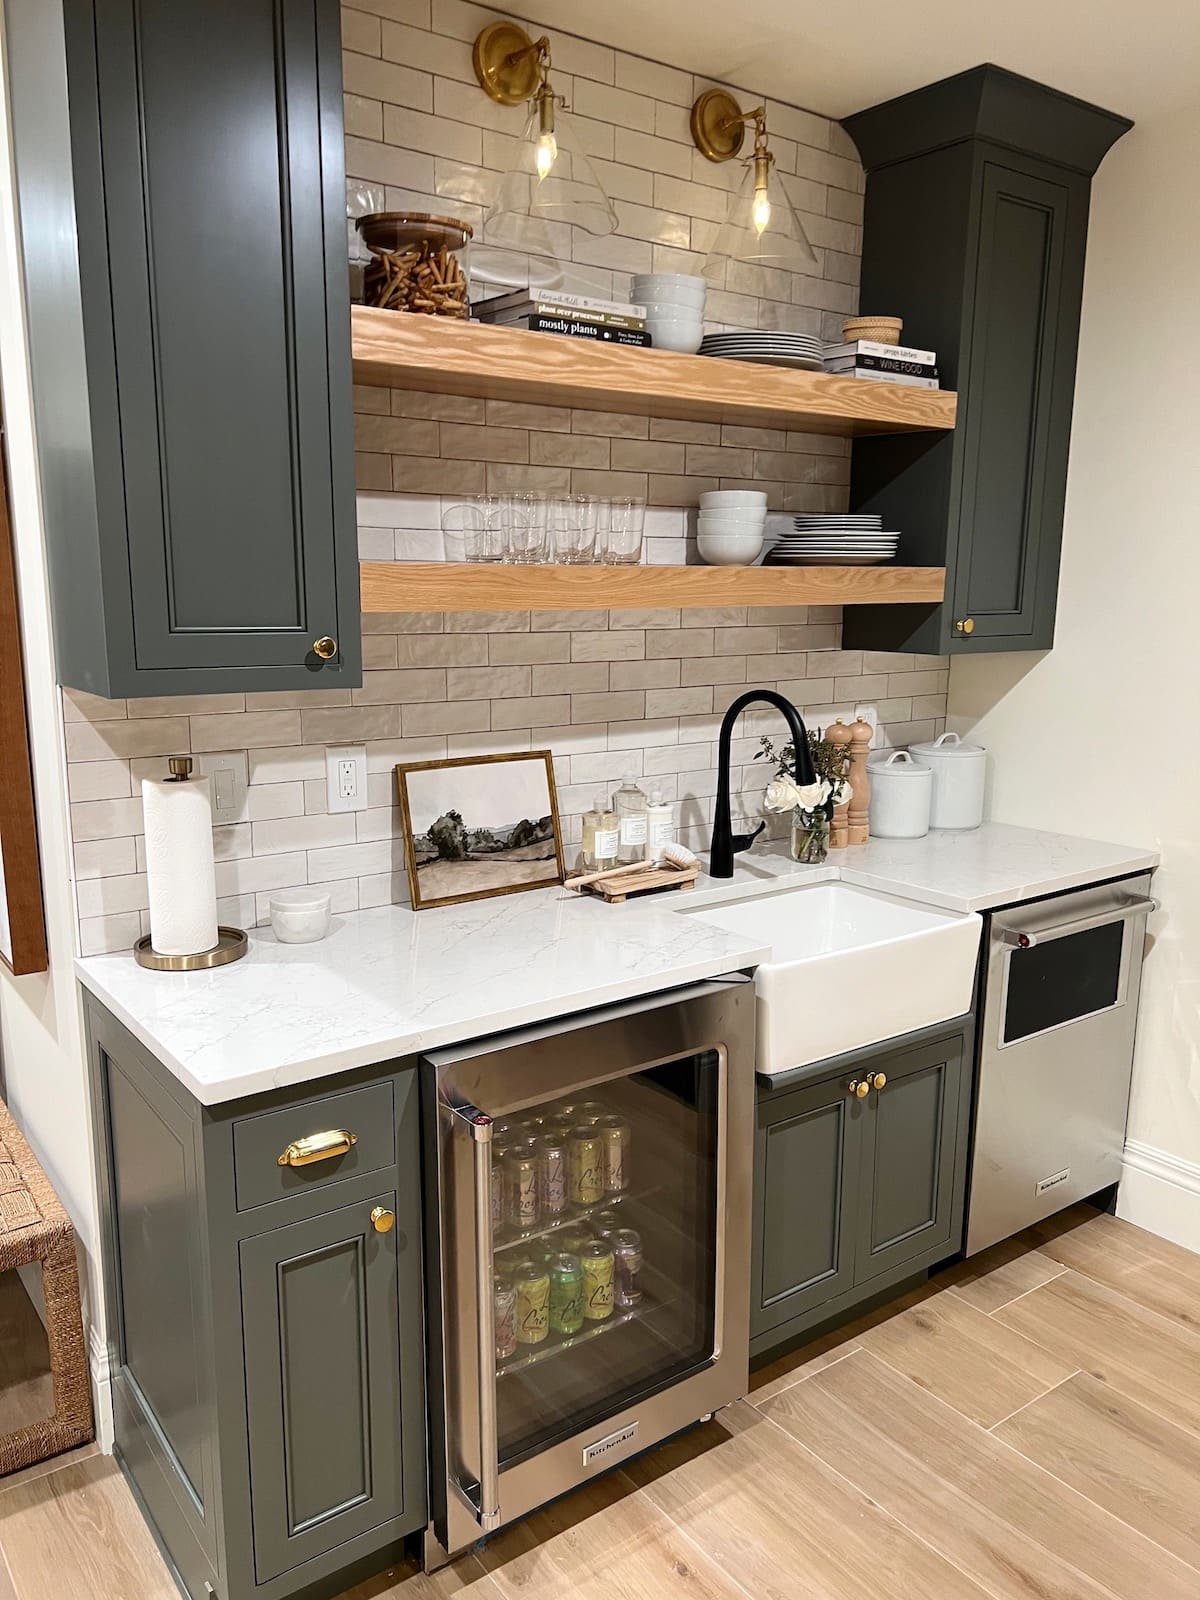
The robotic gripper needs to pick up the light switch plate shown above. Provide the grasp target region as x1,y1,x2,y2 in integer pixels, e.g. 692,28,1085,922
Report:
326,745,368,813
191,750,249,821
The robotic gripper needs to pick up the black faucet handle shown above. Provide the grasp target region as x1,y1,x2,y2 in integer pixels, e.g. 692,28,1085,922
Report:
731,820,767,855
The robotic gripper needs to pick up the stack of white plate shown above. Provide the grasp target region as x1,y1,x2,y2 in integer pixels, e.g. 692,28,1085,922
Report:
698,331,823,371
769,513,900,566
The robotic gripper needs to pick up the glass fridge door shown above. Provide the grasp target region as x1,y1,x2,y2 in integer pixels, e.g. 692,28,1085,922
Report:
489,1048,721,1467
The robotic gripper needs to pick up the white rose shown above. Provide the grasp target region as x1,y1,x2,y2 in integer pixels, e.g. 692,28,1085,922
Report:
763,776,804,813
794,781,826,811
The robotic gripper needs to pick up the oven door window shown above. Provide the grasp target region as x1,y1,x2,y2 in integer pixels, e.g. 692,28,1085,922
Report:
1003,920,1125,1044
491,1048,720,1469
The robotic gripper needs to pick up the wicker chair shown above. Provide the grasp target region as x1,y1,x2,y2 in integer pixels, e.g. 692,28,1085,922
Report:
0,1101,94,1473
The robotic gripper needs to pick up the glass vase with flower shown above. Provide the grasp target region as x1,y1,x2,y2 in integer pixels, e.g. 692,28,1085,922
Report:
755,729,851,866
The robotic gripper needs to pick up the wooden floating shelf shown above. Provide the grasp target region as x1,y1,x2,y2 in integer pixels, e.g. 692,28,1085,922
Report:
351,307,957,437
359,562,947,614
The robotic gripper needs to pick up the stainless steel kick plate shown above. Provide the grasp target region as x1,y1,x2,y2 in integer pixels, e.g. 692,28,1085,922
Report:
1035,1168,1071,1196
583,1422,638,1467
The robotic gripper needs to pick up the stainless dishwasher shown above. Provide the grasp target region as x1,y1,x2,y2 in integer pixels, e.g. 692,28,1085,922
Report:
965,872,1156,1256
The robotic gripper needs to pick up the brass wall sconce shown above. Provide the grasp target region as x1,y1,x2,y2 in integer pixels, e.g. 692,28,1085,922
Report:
690,87,817,275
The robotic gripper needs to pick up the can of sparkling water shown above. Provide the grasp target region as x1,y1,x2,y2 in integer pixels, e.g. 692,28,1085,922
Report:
494,1279,517,1360
599,1115,631,1193
547,1252,584,1336
513,1261,550,1344
490,1141,512,1229
590,1209,624,1240
573,1100,608,1126
580,1239,614,1321
567,1127,605,1207
555,1224,595,1256
538,1136,568,1216
504,1146,539,1231
612,1227,643,1308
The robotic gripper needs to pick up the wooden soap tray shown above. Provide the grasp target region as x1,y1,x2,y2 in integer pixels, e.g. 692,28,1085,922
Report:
583,864,699,903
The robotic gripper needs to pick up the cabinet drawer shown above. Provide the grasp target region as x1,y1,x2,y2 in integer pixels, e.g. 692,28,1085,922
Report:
233,1082,395,1212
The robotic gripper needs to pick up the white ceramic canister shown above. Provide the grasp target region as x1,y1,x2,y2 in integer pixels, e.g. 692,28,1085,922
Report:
866,749,933,838
909,731,987,830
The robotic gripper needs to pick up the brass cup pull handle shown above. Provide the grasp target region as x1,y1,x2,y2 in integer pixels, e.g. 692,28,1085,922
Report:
277,1129,358,1168
371,1206,395,1234
312,635,338,660
848,1079,870,1099
871,1072,887,1091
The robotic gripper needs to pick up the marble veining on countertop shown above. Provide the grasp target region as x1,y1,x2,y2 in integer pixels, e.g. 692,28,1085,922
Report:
76,821,1157,1106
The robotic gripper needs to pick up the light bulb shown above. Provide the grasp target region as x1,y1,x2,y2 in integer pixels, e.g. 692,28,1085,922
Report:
752,181,771,236
535,131,557,180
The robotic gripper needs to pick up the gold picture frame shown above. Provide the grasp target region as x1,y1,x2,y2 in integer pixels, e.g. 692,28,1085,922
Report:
395,751,566,911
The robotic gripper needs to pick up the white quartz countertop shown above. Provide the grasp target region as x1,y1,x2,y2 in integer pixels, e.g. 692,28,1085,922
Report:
75,821,1157,1106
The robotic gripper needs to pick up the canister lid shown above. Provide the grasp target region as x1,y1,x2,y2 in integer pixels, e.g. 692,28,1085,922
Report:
909,731,986,758
867,749,932,776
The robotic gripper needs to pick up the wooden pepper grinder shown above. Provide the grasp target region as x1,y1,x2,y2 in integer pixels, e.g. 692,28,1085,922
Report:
826,721,853,849
847,717,873,845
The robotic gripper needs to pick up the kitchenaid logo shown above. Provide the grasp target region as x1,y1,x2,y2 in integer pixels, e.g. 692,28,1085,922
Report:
1036,1168,1070,1195
582,1422,638,1467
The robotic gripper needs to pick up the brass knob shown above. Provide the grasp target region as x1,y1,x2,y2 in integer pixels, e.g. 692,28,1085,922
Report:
955,618,975,636
871,1072,887,1091
848,1079,870,1099
312,635,338,660
371,1207,395,1234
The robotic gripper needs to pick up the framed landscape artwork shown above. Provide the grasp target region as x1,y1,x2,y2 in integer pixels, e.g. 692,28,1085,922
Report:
395,752,565,911
0,403,47,974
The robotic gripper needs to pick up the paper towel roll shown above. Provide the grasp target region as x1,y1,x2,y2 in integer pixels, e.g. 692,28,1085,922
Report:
142,773,219,956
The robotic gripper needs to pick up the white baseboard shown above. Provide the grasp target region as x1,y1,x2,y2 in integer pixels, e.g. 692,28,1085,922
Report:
89,1324,114,1453
1119,1139,1200,1255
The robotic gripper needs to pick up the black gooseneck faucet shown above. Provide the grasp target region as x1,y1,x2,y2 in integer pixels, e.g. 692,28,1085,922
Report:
709,689,816,879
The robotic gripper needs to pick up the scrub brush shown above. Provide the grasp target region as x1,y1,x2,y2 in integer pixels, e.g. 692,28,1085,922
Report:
660,842,700,871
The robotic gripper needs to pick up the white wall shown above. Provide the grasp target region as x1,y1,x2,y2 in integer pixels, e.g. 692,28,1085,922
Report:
0,14,110,1432
949,103,1200,1250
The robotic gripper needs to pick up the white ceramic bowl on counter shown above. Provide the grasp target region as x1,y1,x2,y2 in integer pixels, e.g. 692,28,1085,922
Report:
269,888,333,944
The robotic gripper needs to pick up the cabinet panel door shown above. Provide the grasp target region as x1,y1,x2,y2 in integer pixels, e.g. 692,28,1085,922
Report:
855,1036,964,1283
952,161,1071,644
752,1076,862,1337
83,0,357,684
241,1193,405,1584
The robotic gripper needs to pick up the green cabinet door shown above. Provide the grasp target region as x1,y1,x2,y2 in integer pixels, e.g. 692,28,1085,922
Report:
855,1035,965,1284
752,1074,863,1339
240,1193,407,1586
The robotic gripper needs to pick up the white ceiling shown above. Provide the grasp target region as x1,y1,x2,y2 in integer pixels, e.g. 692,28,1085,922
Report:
526,0,1200,123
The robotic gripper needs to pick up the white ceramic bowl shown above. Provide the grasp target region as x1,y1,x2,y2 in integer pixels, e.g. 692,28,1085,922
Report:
639,299,708,321
698,509,768,527
700,490,768,509
633,273,707,303
645,317,704,354
697,532,764,566
699,523,767,542
269,888,332,944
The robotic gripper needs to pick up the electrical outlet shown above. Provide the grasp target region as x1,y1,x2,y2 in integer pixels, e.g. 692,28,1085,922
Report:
854,703,880,738
191,750,248,821
326,745,367,813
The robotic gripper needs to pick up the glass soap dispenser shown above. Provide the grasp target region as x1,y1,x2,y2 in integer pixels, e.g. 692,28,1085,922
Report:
582,795,619,871
613,773,648,863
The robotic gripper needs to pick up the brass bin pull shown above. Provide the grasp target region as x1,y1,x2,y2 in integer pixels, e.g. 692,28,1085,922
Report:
278,1129,358,1168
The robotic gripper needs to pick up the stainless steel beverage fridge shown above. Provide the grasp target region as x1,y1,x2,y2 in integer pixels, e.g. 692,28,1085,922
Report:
422,978,754,1562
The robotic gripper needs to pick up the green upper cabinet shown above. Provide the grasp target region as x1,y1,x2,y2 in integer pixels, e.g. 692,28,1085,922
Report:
840,66,1131,656
7,0,360,696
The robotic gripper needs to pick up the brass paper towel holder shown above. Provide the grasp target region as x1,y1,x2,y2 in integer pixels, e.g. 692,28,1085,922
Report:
133,756,248,971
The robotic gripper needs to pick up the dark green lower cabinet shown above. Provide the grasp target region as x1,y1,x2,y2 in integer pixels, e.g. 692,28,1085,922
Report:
752,1020,972,1359
86,997,427,1600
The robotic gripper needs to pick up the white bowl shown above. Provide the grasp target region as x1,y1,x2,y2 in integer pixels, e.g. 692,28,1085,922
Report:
699,521,767,541
640,297,708,318
697,532,764,566
700,490,768,509
633,272,707,299
698,508,768,526
269,888,332,944
645,318,704,354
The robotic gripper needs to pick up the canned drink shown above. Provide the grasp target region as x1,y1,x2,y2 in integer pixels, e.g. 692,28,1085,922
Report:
504,1148,539,1231
555,1224,595,1256
513,1262,550,1344
612,1227,643,1308
599,1116,631,1193
492,1121,516,1141
590,1209,624,1239
490,1142,512,1229
547,1252,585,1336
580,1239,614,1321
573,1100,608,1126
567,1127,605,1207
494,1279,517,1360
538,1137,568,1216
554,1103,577,1121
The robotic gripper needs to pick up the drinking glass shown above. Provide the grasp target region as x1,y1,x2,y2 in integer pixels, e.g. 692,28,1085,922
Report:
503,492,549,564
549,494,598,565
441,497,504,562
599,497,646,565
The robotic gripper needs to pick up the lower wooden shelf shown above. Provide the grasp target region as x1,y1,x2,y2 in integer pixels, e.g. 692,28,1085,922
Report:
358,562,946,614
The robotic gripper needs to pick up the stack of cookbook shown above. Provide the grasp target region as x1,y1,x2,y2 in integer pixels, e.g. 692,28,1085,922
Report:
473,290,650,347
823,339,939,388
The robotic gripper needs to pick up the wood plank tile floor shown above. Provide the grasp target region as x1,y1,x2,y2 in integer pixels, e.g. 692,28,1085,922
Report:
2,1204,1199,1599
